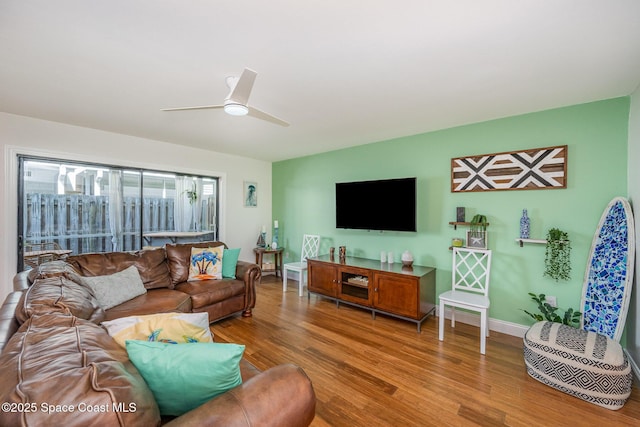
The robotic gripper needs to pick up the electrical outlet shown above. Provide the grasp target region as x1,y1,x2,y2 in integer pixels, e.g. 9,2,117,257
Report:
546,295,557,308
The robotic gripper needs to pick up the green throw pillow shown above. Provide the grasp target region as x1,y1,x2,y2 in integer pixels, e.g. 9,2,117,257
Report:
125,340,244,416
222,248,241,279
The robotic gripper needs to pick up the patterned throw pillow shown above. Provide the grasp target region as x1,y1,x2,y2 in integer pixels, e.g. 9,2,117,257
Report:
187,246,224,281
101,312,213,348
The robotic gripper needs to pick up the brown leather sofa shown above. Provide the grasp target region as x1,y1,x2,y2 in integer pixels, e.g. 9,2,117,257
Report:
0,243,316,426
14,241,260,323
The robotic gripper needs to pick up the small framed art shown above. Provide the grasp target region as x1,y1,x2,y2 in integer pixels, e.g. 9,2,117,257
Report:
466,231,488,249
244,181,258,207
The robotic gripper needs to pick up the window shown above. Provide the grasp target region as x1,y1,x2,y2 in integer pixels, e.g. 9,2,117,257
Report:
18,156,219,270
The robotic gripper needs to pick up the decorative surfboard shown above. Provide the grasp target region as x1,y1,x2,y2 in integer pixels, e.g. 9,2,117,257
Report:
580,197,635,342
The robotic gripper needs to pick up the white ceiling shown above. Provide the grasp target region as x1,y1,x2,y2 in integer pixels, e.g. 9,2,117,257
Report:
1,1,639,162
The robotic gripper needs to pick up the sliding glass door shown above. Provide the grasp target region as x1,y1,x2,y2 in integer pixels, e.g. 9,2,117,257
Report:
18,156,218,271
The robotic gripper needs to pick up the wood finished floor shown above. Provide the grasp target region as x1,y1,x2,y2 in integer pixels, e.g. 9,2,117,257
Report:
210,276,640,426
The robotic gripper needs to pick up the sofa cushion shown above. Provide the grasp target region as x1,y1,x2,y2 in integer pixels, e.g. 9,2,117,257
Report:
102,312,213,348
74,265,148,310
126,340,244,416
16,276,104,325
222,248,241,279
175,279,245,310
102,288,192,321
67,248,173,290
188,246,224,281
166,241,228,286
0,313,161,427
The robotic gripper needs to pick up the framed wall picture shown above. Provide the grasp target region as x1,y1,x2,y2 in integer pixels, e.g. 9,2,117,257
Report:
466,231,488,249
244,181,258,207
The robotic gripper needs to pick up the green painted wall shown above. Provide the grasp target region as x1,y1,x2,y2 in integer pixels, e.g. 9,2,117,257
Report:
273,98,629,326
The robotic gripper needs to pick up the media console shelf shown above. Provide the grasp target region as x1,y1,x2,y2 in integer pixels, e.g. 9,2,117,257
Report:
307,255,436,332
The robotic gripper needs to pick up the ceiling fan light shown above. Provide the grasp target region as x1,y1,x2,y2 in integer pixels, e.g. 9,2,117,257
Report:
224,103,249,116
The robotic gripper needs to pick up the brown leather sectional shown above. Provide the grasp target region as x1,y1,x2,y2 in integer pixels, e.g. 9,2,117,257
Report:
0,242,316,426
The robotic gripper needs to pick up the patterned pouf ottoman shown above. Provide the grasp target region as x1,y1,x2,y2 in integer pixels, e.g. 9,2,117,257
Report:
523,321,632,410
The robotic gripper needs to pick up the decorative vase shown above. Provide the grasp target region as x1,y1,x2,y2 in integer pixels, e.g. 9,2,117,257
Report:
520,209,530,239
401,250,413,267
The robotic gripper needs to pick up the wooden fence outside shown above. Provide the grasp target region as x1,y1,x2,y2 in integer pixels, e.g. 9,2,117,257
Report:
25,193,180,253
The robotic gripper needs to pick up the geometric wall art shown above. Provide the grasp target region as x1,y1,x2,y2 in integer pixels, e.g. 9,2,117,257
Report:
451,145,567,193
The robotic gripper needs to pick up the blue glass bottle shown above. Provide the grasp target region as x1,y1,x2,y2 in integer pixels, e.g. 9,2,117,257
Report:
520,209,530,239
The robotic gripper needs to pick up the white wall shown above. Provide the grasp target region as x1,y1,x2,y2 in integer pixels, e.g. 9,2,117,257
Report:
628,86,640,375
0,112,272,300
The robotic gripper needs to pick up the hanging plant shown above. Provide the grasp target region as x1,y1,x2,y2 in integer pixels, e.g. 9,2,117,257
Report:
522,293,581,327
544,228,571,281
184,183,198,205
469,214,488,237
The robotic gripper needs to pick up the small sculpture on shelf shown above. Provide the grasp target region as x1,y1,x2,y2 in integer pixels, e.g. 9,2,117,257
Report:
401,250,414,268
256,226,266,248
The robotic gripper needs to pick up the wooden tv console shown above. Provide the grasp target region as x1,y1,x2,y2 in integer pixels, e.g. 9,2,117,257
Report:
307,255,436,332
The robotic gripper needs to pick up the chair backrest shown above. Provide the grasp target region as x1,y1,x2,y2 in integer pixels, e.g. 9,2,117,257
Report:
451,247,492,296
300,234,321,262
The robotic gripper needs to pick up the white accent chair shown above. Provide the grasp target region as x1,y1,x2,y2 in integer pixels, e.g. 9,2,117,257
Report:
283,234,320,296
439,247,492,354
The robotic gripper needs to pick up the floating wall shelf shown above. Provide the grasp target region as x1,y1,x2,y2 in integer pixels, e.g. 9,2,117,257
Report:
516,238,569,247
449,221,490,230
516,238,547,247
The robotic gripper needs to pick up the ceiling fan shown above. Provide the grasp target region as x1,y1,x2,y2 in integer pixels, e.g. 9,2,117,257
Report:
162,68,289,127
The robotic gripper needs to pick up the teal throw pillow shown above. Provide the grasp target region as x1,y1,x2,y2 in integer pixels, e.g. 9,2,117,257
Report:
222,248,241,279
125,340,244,416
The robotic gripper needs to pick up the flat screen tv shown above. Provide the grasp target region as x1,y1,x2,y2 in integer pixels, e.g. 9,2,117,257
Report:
335,177,417,232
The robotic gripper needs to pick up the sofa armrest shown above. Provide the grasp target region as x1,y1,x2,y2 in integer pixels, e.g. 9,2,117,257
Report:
13,270,31,291
235,260,261,317
164,364,316,427
0,292,23,351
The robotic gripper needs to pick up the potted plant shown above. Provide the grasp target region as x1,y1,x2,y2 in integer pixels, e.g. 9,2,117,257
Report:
467,214,488,248
183,183,199,231
522,293,581,327
544,228,571,281
469,214,487,235
184,183,198,205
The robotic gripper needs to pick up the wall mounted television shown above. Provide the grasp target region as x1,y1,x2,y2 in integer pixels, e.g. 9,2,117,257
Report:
335,177,417,232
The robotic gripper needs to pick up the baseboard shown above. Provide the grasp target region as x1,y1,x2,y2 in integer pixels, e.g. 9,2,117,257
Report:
438,306,529,338
624,349,640,381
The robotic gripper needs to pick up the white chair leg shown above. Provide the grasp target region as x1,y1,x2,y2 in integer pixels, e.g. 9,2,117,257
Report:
480,310,487,355
298,271,304,296
451,307,456,328
439,300,445,341
283,267,288,292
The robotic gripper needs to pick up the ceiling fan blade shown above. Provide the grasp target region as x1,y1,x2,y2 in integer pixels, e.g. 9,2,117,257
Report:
247,106,290,127
227,68,257,105
161,105,224,112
